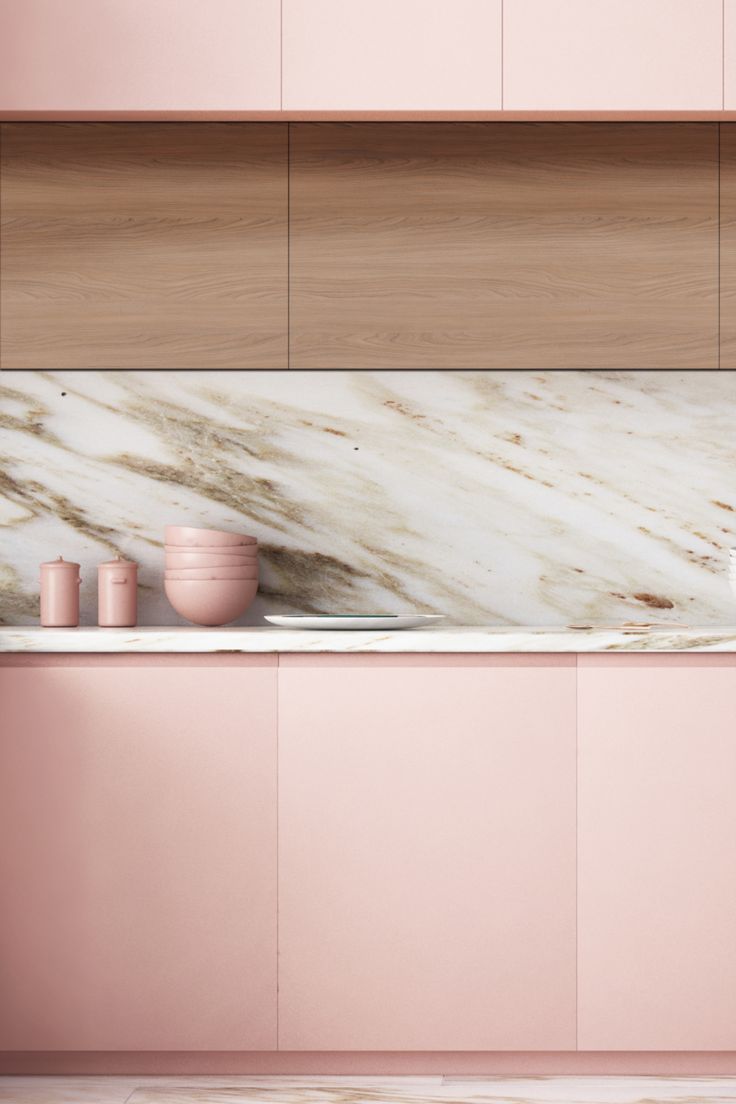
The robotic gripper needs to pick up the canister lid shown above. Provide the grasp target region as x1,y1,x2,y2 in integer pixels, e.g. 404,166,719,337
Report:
99,555,138,570
40,555,80,571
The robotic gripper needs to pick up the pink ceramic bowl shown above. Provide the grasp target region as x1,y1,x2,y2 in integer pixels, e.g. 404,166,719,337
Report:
165,566,258,580
165,550,258,568
165,578,258,626
165,542,257,554
165,526,257,548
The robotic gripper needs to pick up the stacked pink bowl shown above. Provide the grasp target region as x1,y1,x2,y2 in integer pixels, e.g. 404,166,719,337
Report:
164,525,258,626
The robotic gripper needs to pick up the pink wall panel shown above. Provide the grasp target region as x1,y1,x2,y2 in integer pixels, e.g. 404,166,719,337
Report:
0,664,277,1050
278,658,576,1051
283,0,502,110
504,0,722,110
0,0,280,111
578,657,736,1050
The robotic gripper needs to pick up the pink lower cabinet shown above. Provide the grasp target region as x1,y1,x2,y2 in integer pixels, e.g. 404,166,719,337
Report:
0,659,277,1051
578,656,736,1050
277,655,577,1050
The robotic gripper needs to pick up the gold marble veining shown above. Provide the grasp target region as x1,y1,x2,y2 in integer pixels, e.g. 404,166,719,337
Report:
1,371,735,627
3,1076,736,1104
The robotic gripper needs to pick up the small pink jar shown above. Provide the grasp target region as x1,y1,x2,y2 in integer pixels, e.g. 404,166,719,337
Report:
98,557,138,627
40,556,81,627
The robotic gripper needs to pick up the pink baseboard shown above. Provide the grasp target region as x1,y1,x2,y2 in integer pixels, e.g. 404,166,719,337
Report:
2,1053,736,1076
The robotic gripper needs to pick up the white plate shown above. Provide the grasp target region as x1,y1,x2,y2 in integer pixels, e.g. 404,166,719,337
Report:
264,614,445,630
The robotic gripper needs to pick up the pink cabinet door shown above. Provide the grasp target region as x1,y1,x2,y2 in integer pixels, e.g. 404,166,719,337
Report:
726,1,736,109
504,0,722,110
0,660,277,1051
0,0,280,112
278,655,576,1050
578,656,736,1050
282,0,502,110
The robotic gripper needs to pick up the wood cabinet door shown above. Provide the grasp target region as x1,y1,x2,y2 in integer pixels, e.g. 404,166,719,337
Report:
283,0,501,110
0,0,280,111
0,660,277,1051
719,124,736,366
578,655,736,1050
504,0,722,110
278,655,576,1051
290,122,717,370
0,123,288,369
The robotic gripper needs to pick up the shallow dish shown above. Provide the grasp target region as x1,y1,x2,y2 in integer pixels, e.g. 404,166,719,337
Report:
165,526,257,548
264,614,444,630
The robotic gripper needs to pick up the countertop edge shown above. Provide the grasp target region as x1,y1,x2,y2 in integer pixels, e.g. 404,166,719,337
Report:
2,626,736,654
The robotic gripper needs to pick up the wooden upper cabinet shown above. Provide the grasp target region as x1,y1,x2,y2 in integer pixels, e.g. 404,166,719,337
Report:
719,125,736,366
282,0,502,110
504,0,723,111
290,122,718,369
0,661,278,1051
0,123,288,369
0,0,280,112
278,656,576,1051
578,656,736,1050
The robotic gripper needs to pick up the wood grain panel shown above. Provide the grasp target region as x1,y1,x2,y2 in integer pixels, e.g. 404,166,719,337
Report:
0,123,287,368
719,124,736,367
290,123,718,369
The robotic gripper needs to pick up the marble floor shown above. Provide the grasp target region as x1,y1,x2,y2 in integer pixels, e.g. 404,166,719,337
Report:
2,1077,736,1104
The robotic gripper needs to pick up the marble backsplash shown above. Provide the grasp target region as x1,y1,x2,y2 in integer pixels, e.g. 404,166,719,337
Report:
0,370,734,627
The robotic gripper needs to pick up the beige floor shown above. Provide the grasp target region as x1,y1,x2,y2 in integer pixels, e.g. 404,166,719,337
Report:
1,1077,736,1104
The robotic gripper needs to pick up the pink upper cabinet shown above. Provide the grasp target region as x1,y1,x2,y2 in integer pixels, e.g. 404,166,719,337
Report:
504,0,723,111
0,661,278,1051
278,655,576,1051
726,1,736,108
0,0,280,112
578,656,736,1050
282,0,502,110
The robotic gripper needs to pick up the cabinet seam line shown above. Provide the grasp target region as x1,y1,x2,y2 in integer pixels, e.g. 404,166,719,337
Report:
500,0,504,111
575,654,579,1051
287,122,290,370
276,655,280,1049
280,0,283,112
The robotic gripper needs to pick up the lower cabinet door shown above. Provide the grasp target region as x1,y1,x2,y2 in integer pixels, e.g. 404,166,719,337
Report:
0,661,277,1051
278,656,577,1050
578,656,736,1050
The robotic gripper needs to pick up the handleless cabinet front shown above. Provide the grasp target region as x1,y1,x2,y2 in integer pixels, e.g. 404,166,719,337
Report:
0,0,280,111
578,655,736,1050
504,0,722,110
282,0,502,111
277,655,577,1051
0,659,278,1051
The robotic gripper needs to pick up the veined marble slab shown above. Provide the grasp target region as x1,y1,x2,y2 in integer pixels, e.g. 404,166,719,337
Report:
5,1077,736,1104
1,625,735,653
1,371,735,628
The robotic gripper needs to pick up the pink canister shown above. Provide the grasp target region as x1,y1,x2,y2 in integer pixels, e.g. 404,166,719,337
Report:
98,556,138,627
40,556,81,627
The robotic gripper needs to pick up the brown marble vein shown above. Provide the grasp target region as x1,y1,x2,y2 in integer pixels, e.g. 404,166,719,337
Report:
0,371,735,627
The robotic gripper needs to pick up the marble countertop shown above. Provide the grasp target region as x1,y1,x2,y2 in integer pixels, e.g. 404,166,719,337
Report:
1,625,736,653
